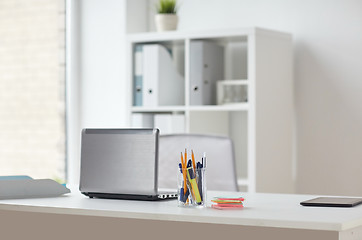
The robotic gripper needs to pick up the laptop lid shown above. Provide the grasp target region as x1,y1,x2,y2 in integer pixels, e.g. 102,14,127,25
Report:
79,128,159,196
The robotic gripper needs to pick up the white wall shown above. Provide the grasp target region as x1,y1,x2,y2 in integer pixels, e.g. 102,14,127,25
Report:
79,0,127,128
67,0,128,184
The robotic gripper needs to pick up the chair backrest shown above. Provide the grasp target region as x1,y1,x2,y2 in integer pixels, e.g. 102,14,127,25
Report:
158,134,238,191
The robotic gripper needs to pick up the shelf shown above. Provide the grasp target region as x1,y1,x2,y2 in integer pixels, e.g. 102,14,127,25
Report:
131,106,186,113
220,79,248,85
127,27,291,44
189,104,249,112
131,104,249,113
127,28,252,43
128,27,294,193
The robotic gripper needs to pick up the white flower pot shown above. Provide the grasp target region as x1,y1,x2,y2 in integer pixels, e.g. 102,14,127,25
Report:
155,14,178,32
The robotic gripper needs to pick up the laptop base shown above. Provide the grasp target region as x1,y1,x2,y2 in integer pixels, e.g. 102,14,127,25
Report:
82,192,177,201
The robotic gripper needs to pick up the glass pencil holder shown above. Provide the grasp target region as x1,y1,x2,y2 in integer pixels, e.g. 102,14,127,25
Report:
177,167,206,207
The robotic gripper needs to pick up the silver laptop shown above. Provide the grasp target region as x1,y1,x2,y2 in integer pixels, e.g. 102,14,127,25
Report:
79,128,177,200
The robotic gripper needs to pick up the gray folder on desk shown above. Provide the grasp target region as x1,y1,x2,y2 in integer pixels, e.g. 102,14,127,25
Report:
0,178,70,200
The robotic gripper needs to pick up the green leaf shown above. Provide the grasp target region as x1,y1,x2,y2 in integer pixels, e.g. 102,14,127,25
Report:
156,0,178,14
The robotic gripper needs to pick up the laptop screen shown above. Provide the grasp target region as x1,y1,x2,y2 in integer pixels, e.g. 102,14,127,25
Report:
79,129,159,195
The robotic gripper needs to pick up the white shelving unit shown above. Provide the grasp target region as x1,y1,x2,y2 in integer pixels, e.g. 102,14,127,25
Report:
126,27,294,193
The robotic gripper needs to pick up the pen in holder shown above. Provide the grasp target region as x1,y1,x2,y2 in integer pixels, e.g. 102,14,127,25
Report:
177,150,207,207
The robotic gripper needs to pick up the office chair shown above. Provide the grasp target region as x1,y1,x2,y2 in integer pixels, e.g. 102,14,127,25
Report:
158,134,238,192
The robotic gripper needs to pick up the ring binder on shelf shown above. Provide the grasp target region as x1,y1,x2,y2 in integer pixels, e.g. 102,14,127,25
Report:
133,44,144,106
142,44,184,107
190,41,224,105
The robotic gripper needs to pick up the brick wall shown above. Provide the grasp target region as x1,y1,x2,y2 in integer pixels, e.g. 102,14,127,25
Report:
0,0,66,181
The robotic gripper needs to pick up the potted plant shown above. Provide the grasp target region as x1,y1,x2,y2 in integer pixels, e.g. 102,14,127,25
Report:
155,0,178,32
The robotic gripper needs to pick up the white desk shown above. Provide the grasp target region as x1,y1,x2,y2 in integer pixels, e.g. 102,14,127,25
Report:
0,190,362,240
